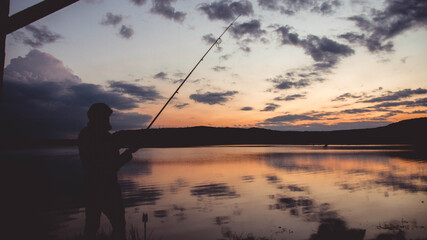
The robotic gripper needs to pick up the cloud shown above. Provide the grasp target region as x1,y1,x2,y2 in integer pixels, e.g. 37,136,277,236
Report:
311,1,341,15
264,114,320,123
202,34,217,44
341,108,372,114
258,0,341,15
261,103,280,111
240,106,253,111
130,0,147,6
342,0,427,52
153,72,168,80
151,0,186,22
332,92,362,101
276,25,354,70
198,0,253,22
190,91,238,105
13,25,62,48
212,66,228,72
0,50,150,139
268,74,321,90
274,94,306,101
109,81,163,101
230,20,266,38
372,98,427,108
175,103,189,109
101,12,123,26
363,88,427,103
119,25,134,39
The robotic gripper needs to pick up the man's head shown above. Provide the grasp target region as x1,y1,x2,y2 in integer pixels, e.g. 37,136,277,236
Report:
87,103,113,131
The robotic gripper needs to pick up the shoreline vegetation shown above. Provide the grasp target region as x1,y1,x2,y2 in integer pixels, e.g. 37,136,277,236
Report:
1,117,426,149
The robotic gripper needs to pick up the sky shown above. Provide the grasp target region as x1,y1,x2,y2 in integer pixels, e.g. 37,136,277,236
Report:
2,0,427,138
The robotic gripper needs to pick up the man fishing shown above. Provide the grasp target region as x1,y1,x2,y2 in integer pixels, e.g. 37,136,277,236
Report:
78,103,137,240
77,15,240,240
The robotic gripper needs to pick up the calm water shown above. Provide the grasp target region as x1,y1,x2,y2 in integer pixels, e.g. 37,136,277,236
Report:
3,145,427,240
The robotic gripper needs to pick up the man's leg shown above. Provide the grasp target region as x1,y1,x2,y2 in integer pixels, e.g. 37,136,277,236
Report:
84,206,101,239
103,187,126,240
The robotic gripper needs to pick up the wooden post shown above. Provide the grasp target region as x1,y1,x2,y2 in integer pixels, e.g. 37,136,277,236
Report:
0,0,10,100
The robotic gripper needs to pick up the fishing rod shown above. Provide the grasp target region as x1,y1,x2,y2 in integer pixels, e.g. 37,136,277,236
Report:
145,15,241,130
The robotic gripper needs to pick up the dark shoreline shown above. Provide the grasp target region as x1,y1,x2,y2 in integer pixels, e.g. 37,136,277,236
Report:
1,117,426,150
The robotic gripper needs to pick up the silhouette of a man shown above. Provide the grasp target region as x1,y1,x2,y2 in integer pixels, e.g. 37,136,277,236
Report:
78,103,135,240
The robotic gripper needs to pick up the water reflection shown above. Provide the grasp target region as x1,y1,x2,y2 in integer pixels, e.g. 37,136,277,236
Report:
2,145,426,240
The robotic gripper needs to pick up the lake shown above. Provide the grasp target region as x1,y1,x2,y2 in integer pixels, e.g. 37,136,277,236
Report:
3,145,426,240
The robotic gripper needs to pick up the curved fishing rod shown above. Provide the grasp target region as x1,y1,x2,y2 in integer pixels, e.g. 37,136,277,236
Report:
146,15,240,130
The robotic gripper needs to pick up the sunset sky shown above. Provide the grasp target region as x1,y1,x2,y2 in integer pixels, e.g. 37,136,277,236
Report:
2,0,427,138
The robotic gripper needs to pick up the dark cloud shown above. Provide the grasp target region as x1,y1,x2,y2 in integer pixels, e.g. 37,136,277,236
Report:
258,0,341,15
212,66,228,72
119,25,134,39
341,108,372,114
343,0,427,52
151,0,186,22
153,72,168,80
202,33,217,44
372,98,427,108
109,81,163,101
363,88,427,103
264,114,319,123
311,0,341,15
101,12,123,26
189,91,238,105
230,20,266,38
175,103,189,109
268,75,313,90
198,0,253,22
261,103,280,112
274,94,306,101
0,50,150,139
13,25,62,48
276,25,354,70
130,0,147,6
240,106,253,111
332,92,362,101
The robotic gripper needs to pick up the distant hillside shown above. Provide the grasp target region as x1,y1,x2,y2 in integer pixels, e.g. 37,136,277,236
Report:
1,118,425,149
114,117,427,147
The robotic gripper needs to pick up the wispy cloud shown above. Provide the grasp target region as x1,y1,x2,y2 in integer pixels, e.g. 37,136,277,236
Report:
340,0,427,53
190,91,238,105
240,106,253,111
198,0,253,22
153,72,168,80
276,25,354,71
129,0,147,6
274,94,306,101
261,103,280,111
212,66,229,72
332,92,362,102
175,103,189,109
362,88,427,103
267,71,324,90
258,0,342,15
101,12,123,26
119,25,134,39
109,81,163,101
151,0,186,22
13,25,62,48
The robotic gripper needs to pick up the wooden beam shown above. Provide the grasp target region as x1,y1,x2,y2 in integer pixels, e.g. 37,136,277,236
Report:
1,0,10,100
6,0,80,35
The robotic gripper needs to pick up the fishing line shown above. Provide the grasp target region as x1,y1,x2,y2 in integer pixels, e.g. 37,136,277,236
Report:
145,15,241,130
